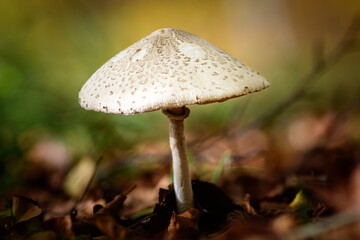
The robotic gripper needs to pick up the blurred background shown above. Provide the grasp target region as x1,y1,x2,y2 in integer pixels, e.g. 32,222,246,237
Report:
0,0,359,203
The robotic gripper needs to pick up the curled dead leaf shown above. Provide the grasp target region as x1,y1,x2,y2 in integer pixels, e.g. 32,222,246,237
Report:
12,195,42,224
166,208,201,240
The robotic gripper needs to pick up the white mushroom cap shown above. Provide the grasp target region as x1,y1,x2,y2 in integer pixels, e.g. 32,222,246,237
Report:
79,28,269,115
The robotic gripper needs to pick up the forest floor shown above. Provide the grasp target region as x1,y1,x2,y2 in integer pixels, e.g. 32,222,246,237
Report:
1,109,360,240
1,13,359,240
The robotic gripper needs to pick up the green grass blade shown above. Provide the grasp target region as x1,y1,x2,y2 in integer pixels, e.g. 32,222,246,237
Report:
130,207,154,219
212,150,231,184
0,193,14,222
0,209,11,217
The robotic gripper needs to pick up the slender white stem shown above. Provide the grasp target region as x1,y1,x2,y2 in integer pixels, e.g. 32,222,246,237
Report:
163,107,194,213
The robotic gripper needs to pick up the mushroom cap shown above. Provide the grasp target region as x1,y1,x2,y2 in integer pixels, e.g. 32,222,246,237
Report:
79,28,269,115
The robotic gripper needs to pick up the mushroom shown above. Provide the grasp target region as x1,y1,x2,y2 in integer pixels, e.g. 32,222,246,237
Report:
79,28,269,213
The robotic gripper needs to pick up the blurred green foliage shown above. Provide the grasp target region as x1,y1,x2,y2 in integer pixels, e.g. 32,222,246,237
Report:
0,0,359,190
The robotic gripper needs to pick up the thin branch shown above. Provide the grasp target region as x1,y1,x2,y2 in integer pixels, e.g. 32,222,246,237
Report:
188,15,359,150
71,155,103,213
245,14,360,130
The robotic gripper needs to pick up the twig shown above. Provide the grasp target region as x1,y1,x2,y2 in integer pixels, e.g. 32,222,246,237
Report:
188,15,359,150
245,14,360,130
282,208,360,240
123,184,137,196
71,155,103,213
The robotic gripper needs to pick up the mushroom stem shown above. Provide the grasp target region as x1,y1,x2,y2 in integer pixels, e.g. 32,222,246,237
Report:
162,107,194,213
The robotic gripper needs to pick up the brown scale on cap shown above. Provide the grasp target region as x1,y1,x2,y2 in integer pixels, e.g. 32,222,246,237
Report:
79,28,269,115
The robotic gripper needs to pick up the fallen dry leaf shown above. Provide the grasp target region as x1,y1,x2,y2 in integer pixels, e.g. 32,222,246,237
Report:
12,195,42,223
166,208,201,240
43,215,74,239
87,213,128,239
